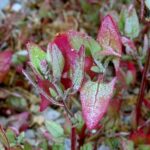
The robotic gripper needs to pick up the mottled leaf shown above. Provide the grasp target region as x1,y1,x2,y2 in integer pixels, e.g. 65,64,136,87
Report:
97,15,122,54
125,7,140,39
27,42,46,75
71,45,85,91
97,15,122,72
0,50,12,83
47,43,64,80
80,78,116,130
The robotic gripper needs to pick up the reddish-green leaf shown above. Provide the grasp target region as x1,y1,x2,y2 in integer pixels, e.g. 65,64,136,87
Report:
70,45,85,91
67,30,101,56
37,78,51,111
97,15,122,72
80,78,116,130
53,32,98,78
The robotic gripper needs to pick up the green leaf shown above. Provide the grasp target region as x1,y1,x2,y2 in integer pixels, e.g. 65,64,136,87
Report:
80,143,93,150
6,96,27,110
52,144,64,150
119,8,127,33
125,8,140,39
45,120,64,138
6,128,16,144
12,50,28,65
106,138,120,149
17,132,24,144
90,66,101,73
47,43,64,80
49,87,57,98
24,142,33,150
39,140,48,150
68,31,101,56
121,139,134,150
74,112,85,131
27,43,46,75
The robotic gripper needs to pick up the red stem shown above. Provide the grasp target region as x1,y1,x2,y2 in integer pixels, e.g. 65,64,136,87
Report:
71,126,76,150
136,48,150,127
140,0,144,21
78,124,86,149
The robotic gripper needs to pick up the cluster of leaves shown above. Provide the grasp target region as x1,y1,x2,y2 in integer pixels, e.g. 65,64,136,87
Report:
27,14,121,130
0,0,150,149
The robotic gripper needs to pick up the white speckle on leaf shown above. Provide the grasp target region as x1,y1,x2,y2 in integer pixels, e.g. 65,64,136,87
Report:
80,78,116,130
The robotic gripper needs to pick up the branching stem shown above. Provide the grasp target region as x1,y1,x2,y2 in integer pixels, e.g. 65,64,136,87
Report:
22,69,63,107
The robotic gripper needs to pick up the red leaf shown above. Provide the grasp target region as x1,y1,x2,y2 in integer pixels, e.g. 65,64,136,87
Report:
53,32,96,79
61,77,72,89
53,33,72,72
37,78,53,111
80,78,116,130
84,56,96,78
97,15,122,72
0,50,12,83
